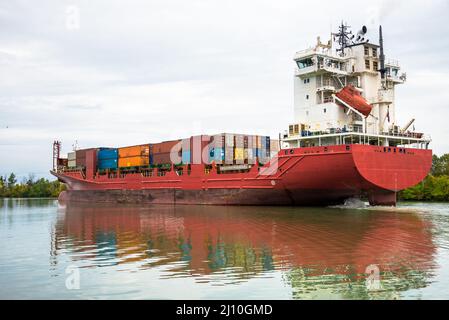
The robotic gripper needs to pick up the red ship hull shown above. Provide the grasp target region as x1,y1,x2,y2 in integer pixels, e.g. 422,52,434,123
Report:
51,144,432,206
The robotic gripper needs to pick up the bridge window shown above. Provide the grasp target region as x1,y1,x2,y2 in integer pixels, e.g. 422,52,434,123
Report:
297,58,314,69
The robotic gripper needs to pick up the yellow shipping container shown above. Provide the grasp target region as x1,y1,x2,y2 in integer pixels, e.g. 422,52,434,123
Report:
118,144,150,158
234,148,245,160
118,156,149,168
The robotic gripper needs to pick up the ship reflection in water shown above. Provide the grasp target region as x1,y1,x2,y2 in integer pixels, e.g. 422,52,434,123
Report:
52,202,440,299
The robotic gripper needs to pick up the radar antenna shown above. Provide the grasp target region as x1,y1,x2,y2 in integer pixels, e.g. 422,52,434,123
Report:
332,22,354,56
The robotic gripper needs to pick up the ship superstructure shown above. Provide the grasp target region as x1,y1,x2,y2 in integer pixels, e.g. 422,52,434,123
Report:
282,23,430,150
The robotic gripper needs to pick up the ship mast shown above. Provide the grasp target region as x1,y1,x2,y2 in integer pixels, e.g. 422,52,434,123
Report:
332,22,354,56
53,140,61,171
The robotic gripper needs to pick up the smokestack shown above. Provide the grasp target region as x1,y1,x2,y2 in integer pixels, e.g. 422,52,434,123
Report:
379,25,386,79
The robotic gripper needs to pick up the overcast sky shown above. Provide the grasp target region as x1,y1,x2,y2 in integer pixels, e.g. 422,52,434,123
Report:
1,0,448,180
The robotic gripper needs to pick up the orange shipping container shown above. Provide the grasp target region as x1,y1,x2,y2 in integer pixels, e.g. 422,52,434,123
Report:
118,156,149,168
118,144,150,158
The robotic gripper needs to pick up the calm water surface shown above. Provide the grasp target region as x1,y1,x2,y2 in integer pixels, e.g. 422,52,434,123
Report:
0,198,448,299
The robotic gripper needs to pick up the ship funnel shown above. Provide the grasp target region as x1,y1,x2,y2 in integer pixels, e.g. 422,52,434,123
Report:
379,25,386,79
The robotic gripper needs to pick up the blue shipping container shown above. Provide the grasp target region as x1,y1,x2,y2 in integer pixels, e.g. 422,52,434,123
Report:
98,158,118,170
98,148,118,160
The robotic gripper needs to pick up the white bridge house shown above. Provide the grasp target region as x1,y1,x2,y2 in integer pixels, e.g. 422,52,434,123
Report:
281,24,430,150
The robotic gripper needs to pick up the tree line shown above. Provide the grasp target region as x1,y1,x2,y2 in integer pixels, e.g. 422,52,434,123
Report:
399,154,449,201
0,173,66,198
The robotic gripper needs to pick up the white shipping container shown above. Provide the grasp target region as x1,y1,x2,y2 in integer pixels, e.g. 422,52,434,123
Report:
235,134,244,147
68,159,77,168
224,146,234,164
225,133,234,147
68,152,76,160
212,134,225,148
270,139,280,152
248,135,257,149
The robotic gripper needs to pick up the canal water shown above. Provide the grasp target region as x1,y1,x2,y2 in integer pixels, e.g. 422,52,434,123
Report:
0,198,448,299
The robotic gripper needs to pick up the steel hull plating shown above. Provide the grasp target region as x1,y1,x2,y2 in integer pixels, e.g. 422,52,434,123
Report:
52,145,432,206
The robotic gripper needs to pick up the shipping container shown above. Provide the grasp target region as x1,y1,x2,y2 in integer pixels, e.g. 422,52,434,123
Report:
118,156,149,168
209,147,225,164
68,159,77,168
152,152,176,165
234,148,245,164
118,144,150,158
225,133,234,148
270,139,280,152
248,135,257,149
98,148,118,160
235,134,244,148
224,147,234,164
210,134,225,149
98,158,118,170
247,149,256,164
74,148,97,168
152,140,181,154
256,136,262,148
68,152,76,160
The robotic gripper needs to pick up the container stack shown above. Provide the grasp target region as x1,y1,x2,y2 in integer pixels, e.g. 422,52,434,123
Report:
67,134,278,172
118,144,150,168
97,148,118,170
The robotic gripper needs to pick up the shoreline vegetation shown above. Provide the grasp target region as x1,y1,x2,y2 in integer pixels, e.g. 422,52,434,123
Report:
0,173,65,198
398,154,449,202
1,154,448,201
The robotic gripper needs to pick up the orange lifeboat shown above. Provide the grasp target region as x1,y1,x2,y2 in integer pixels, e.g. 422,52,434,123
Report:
335,85,372,117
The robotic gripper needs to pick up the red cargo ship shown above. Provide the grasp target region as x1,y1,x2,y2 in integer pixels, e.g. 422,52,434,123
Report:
51,23,432,206
52,144,431,206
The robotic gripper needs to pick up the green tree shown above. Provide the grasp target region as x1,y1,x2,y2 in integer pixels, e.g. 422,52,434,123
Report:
0,176,6,197
0,172,66,199
7,173,17,187
432,154,449,176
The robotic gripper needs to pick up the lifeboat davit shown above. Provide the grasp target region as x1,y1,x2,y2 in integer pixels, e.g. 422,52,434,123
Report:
335,85,372,117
